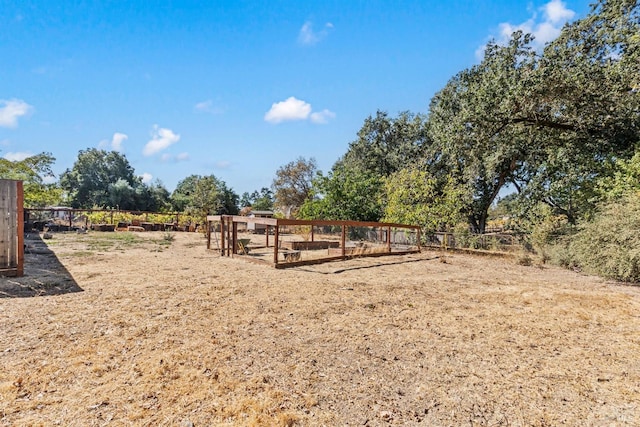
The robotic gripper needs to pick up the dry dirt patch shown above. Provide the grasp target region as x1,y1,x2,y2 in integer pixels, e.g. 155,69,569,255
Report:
1,231,639,426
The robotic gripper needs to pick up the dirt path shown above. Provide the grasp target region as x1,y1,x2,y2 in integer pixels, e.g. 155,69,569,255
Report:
1,231,639,426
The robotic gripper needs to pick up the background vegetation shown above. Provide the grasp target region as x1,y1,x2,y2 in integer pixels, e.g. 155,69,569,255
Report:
5,0,639,281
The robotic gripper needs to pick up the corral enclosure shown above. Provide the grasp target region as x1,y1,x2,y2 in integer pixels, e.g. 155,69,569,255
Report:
0,179,24,277
207,215,421,268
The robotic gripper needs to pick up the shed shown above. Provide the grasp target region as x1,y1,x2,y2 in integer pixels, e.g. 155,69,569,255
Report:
245,210,274,233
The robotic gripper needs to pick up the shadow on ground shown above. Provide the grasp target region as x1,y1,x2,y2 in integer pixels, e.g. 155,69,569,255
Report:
0,233,83,298
294,255,440,274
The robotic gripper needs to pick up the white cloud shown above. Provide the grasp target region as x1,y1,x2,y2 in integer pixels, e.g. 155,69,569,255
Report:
3,151,32,161
176,152,190,161
476,0,576,59
0,99,33,128
310,109,336,124
265,97,312,123
194,100,225,115
140,172,153,184
111,132,128,151
544,0,575,23
100,132,128,151
215,160,231,169
298,21,333,46
264,96,335,125
160,153,172,162
143,125,180,156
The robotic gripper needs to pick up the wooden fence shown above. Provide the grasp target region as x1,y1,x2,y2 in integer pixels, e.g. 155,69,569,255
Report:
206,215,421,268
0,180,24,277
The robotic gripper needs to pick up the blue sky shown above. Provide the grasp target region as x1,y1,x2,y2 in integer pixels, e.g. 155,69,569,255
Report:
1,0,590,195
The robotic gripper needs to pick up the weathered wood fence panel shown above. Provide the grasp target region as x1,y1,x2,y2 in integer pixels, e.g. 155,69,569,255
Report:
0,180,24,277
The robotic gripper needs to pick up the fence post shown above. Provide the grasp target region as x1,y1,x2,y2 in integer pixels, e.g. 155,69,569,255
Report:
273,225,280,264
387,226,391,253
220,216,226,255
206,219,211,250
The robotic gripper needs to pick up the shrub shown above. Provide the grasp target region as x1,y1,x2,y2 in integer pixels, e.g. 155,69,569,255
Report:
564,192,640,283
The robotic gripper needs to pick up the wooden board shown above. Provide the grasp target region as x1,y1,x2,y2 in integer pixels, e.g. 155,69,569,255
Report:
0,180,24,276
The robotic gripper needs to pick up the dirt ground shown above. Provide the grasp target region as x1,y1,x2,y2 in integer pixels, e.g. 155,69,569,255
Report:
1,231,639,426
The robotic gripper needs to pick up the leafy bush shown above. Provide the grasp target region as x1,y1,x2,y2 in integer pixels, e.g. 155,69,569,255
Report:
561,193,640,282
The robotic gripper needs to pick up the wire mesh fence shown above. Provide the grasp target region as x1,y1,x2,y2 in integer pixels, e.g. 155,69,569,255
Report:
207,216,421,268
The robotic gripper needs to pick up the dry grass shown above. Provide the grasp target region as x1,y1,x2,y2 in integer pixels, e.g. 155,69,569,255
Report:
1,231,640,425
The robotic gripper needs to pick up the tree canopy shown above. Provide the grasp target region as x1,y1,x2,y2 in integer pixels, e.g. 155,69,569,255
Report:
426,0,639,232
240,187,274,211
272,157,317,217
0,152,62,207
171,174,239,222
299,164,383,221
60,149,139,209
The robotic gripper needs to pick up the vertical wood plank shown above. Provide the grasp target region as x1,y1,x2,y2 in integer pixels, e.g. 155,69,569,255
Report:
0,181,10,269
16,181,24,276
206,219,211,250
273,225,279,264
220,216,226,255
232,221,238,255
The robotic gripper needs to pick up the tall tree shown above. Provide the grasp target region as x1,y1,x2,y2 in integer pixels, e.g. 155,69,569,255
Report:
428,32,540,233
171,174,239,218
428,0,639,233
272,157,317,217
60,149,138,208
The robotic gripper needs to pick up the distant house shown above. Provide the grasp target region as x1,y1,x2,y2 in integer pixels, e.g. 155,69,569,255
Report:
243,209,274,233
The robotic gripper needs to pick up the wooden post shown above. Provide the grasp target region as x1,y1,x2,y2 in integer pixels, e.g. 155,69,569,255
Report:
232,221,238,255
206,220,211,250
273,225,279,264
266,226,270,247
311,225,315,242
417,228,422,252
341,224,346,258
16,181,24,277
226,217,232,256
220,216,226,255
68,209,72,230
387,226,391,253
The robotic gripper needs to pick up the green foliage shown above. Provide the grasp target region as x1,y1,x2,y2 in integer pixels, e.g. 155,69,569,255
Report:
341,110,429,177
426,0,639,232
595,149,640,202
240,187,274,211
60,149,146,209
299,165,383,221
171,174,238,225
0,152,63,207
562,192,640,282
428,32,540,233
382,168,465,232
